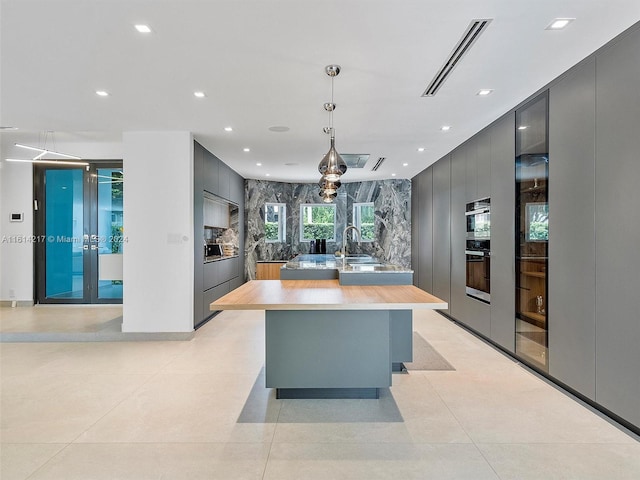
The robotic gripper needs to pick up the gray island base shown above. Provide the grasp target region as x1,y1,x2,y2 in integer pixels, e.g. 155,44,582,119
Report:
211,280,447,399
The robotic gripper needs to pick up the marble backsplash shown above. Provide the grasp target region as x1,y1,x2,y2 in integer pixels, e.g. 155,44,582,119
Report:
244,179,411,280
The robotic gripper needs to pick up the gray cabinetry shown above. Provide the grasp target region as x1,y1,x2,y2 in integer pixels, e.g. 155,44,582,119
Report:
230,170,244,205
432,155,451,312
594,28,640,426
203,149,219,195
411,174,421,288
418,168,433,292
489,114,515,351
548,59,596,399
450,148,467,322
218,161,231,200
476,132,491,200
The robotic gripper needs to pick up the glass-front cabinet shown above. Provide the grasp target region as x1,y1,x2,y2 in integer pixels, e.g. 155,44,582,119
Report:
515,92,549,370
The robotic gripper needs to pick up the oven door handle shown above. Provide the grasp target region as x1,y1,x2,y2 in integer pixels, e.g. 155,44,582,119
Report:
465,250,489,256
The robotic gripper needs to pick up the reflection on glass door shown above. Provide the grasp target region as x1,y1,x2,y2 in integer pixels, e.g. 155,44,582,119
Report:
515,92,549,370
97,168,124,299
35,163,123,304
44,169,85,299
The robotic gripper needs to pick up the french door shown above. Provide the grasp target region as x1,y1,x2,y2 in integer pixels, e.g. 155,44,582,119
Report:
34,162,123,304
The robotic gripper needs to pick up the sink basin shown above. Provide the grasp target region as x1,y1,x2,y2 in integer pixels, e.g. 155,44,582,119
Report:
343,255,374,263
347,264,383,270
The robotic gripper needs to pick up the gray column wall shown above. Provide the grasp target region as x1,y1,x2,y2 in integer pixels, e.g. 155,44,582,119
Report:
548,59,597,400
594,26,640,427
489,114,516,352
432,156,451,313
411,20,640,431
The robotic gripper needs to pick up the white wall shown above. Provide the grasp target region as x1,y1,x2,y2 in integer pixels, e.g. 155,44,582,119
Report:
122,132,194,332
0,159,34,302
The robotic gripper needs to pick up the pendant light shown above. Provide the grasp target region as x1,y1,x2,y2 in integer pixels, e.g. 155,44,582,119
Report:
318,65,347,193
4,131,87,165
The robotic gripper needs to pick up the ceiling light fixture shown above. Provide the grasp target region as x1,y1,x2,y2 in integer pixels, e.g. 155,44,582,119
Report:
193,91,206,98
441,125,451,131
403,163,409,167
6,133,87,165
318,64,347,202
256,162,262,166
134,24,152,33
546,18,575,30
417,147,425,152
477,89,493,96
243,148,250,152
95,90,109,97
224,126,233,132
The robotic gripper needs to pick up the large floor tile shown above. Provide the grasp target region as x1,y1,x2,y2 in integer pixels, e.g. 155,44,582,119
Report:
1,373,150,443
0,444,66,480
28,443,270,480
75,373,276,443
478,443,640,480
263,443,500,480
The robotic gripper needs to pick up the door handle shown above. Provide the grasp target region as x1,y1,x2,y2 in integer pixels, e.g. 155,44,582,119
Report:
91,245,97,250
83,245,89,250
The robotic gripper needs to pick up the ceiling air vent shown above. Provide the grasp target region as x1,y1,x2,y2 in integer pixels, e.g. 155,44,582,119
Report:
371,157,386,171
341,154,370,168
422,18,492,97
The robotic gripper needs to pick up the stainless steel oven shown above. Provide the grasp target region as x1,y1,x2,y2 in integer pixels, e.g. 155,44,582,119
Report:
466,198,490,240
466,239,490,303
465,197,491,303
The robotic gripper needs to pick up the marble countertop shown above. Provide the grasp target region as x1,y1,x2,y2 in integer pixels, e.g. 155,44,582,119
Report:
283,254,413,274
204,254,239,264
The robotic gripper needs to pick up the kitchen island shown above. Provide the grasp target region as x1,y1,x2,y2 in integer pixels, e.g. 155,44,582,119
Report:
211,280,447,398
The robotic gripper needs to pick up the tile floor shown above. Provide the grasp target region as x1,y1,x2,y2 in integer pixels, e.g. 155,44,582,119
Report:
1,307,639,479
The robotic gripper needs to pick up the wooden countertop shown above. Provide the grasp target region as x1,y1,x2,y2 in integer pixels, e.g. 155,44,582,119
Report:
211,280,448,311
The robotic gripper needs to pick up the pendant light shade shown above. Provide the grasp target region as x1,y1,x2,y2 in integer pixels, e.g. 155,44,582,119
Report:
318,135,347,182
316,64,347,202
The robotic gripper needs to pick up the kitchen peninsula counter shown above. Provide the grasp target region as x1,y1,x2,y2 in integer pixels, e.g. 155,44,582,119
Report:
211,280,446,399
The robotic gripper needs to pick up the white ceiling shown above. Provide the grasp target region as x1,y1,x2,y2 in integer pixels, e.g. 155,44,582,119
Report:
2,0,640,183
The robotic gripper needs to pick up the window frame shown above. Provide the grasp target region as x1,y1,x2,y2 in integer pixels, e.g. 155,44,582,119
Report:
299,203,337,242
352,202,375,242
264,202,287,243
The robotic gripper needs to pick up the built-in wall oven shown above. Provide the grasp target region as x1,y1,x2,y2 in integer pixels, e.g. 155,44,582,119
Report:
465,198,491,303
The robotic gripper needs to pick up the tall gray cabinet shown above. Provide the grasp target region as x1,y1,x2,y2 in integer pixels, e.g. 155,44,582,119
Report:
594,26,640,427
193,141,246,329
411,20,640,433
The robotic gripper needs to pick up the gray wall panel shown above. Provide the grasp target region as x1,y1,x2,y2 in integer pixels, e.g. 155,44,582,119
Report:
489,115,516,352
432,155,451,311
548,59,596,399
594,27,640,426
450,148,467,322
411,175,420,288
465,140,477,202
476,132,491,200
418,168,433,292
193,141,204,326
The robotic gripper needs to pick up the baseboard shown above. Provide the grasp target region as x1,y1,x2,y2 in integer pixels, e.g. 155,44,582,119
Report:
0,300,35,307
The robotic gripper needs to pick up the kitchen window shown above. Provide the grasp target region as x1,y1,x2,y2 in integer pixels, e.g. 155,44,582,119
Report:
265,203,286,242
300,204,336,242
353,202,375,242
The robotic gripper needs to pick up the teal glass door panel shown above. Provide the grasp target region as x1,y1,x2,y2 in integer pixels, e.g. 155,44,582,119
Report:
44,169,85,299
96,168,124,300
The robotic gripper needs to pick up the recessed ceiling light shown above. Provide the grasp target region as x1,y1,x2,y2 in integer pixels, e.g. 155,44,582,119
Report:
268,126,290,132
403,163,409,167
134,24,152,33
193,91,206,98
224,127,233,132
518,125,528,130
243,148,250,152
391,173,397,177
441,125,451,132
266,173,271,177
256,162,262,166
417,147,425,152
95,90,109,97
546,18,575,30
477,89,493,96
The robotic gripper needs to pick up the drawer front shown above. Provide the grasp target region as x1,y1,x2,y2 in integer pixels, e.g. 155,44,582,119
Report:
203,282,231,315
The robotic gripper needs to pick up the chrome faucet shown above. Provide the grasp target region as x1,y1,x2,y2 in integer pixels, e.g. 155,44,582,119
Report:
342,225,361,258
